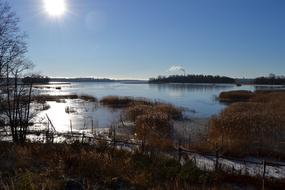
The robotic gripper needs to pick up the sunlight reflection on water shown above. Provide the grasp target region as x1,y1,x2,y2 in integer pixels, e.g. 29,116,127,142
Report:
34,82,256,132
36,99,121,132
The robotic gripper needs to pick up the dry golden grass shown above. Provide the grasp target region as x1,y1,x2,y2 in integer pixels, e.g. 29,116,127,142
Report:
219,90,254,102
135,111,174,152
209,91,285,158
0,142,219,190
110,97,183,153
126,104,182,121
0,142,283,190
99,96,154,108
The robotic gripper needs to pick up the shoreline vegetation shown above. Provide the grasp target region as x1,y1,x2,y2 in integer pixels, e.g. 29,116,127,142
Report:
32,94,98,103
149,75,236,84
0,91,284,189
0,1,284,189
149,74,285,85
1,93,285,189
210,90,285,159
28,92,285,160
21,73,285,86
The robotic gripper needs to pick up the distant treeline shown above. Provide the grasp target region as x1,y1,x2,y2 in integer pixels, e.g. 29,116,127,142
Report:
50,78,115,83
254,76,285,85
149,75,235,84
22,75,50,84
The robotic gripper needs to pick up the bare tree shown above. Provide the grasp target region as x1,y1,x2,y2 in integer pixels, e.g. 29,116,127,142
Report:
0,1,34,143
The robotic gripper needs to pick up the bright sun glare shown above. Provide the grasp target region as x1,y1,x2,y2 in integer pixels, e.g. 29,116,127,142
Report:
44,0,67,17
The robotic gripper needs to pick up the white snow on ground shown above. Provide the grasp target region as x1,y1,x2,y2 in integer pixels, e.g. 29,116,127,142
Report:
186,154,285,179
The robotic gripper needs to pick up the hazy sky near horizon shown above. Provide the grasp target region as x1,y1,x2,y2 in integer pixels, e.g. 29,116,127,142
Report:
9,0,285,79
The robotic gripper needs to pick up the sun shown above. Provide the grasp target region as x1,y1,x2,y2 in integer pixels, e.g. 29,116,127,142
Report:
43,0,67,17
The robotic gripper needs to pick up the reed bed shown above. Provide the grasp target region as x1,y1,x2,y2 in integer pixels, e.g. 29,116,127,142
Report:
210,91,285,158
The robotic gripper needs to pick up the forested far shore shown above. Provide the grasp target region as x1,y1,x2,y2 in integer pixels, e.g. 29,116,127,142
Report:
149,74,285,85
254,76,285,85
149,75,236,84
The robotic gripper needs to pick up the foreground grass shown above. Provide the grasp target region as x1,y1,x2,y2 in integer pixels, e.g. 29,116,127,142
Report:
0,142,216,190
1,142,281,190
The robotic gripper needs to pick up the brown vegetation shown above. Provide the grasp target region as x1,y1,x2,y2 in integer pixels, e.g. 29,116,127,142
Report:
100,96,154,108
32,94,97,103
100,96,183,154
0,142,216,190
126,103,183,121
100,96,182,119
219,90,254,102
135,112,174,153
103,96,184,153
210,91,285,158
0,142,283,190
79,95,97,102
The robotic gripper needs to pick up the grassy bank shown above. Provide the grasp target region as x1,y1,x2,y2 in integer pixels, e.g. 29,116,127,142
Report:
210,90,285,159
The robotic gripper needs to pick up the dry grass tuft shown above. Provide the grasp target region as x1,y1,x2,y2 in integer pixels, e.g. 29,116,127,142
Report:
219,90,254,102
209,91,285,158
100,96,153,108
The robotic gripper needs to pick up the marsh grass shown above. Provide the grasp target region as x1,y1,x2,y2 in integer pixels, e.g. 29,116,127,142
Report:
100,96,154,108
32,94,97,103
79,95,97,102
210,91,285,158
219,90,254,102
100,96,184,153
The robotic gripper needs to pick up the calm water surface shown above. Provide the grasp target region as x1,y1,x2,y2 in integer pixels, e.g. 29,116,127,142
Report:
36,82,255,132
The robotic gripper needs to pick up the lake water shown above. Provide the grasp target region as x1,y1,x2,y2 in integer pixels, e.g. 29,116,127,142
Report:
34,82,258,133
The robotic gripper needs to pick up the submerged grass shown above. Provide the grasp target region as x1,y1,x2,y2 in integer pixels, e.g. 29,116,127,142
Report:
32,94,97,103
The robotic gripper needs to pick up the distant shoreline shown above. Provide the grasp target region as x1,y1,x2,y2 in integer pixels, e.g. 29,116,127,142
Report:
50,78,148,84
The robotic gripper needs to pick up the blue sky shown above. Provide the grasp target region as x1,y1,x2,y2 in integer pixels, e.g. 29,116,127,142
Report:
9,0,285,79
